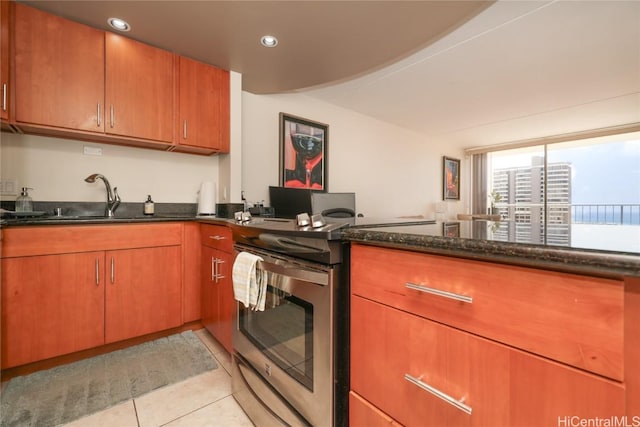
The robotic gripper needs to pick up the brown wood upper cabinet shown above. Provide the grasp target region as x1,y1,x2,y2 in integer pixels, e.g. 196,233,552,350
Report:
14,3,105,132
1,0,11,122
175,56,230,154
11,3,229,154
105,33,174,143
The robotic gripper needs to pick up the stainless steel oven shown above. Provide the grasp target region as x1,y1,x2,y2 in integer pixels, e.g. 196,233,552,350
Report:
230,217,349,427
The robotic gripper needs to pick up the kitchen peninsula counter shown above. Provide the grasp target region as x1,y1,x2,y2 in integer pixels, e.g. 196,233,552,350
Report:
343,220,640,278
348,221,640,425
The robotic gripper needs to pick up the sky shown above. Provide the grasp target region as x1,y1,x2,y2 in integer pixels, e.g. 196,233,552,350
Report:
491,139,640,204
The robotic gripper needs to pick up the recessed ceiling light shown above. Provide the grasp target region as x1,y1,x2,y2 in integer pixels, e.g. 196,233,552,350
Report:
260,35,278,48
108,17,130,32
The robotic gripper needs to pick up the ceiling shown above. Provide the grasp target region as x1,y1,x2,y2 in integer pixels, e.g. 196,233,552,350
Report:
305,0,640,148
18,0,492,94
18,1,640,149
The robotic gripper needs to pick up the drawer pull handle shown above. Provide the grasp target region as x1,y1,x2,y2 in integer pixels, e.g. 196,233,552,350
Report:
405,282,473,304
405,374,472,415
209,235,226,240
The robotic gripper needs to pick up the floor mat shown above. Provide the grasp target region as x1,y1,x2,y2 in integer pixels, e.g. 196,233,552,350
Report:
1,330,218,427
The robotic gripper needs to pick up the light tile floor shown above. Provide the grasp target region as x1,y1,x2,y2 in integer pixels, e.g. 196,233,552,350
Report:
61,329,254,427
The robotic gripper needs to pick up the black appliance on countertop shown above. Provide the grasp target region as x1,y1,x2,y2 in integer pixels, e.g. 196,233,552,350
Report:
268,186,356,219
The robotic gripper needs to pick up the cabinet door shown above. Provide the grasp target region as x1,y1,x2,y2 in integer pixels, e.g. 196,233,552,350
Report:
177,56,230,152
201,246,234,353
1,252,105,368
105,245,182,343
14,3,104,131
1,0,10,121
201,245,219,338
183,222,202,323
216,250,234,353
105,32,174,143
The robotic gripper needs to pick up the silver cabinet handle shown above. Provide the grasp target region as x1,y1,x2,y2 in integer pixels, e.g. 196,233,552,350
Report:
110,105,115,128
209,235,226,241
95,258,100,286
97,103,101,126
405,374,472,415
2,83,6,112
216,259,225,280
211,257,216,281
183,119,187,139
110,257,115,284
405,282,473,304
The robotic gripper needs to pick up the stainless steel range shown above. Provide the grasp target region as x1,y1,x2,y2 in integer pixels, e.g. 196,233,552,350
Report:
230,215,350,427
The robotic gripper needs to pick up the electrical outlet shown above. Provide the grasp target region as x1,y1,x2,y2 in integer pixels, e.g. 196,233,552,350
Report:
83,145,102,156
0,178,18,196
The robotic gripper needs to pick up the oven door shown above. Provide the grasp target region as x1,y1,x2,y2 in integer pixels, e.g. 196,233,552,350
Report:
233,244,334,427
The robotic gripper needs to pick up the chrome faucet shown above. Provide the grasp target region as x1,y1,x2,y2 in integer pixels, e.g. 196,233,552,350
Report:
85,173,121,217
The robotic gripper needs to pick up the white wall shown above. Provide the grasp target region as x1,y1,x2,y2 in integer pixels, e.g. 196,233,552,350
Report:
0,71,244,206
1,77,467,218
242,91,466,218
0,133,220,204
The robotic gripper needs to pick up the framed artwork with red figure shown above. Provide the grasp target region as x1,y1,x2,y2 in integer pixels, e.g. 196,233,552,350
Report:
443,156,460,200
279,113,328,191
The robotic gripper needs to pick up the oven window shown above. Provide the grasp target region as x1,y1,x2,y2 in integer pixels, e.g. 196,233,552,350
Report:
239,286,314,391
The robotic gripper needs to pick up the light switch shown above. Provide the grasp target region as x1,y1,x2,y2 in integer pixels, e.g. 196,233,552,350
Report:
0,178,18,195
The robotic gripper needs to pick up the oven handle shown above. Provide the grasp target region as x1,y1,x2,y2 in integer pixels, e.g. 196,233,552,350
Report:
259,234,326,253
257,258,329,287
235,244,330,287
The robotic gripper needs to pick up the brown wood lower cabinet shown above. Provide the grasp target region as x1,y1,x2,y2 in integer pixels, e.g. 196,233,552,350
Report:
350,391,401,427
1,251,105,368
351,295,625,427
200,224,234,353
1,223,184,369
104,246,182,344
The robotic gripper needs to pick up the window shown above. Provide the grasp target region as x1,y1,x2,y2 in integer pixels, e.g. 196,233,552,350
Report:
471,130,640,252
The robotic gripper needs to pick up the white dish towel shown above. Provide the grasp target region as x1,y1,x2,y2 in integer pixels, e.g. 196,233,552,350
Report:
232,251,268,311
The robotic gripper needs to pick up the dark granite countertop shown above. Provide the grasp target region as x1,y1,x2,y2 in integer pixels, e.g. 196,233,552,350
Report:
343,220,640,279
0,201,200,226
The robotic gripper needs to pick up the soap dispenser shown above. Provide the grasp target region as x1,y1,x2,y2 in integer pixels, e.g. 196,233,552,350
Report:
16,187,34,212
144,195,154,215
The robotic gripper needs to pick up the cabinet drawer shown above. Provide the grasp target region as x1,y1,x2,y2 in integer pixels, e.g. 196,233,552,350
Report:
200,224,232,252
2,223,183,257
349,391,401,427
351,296,624,427
351,296,503,427
351,244,623,380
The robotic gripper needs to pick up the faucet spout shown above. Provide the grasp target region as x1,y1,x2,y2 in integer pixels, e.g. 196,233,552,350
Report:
85,173,121,217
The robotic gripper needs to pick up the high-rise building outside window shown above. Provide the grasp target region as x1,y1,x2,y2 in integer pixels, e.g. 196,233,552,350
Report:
476,130,640,253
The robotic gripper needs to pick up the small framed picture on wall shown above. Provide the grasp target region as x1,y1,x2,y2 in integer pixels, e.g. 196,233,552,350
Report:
443,156,460,200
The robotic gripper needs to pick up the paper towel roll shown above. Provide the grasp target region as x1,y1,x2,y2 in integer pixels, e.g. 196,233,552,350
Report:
198,181,216,214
